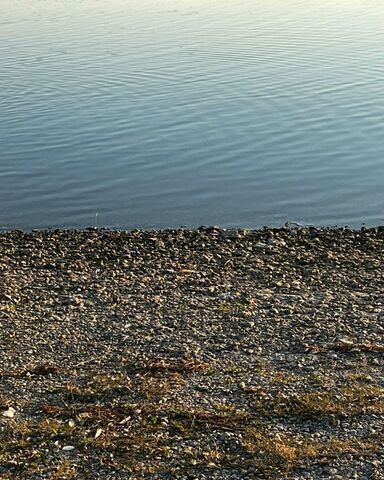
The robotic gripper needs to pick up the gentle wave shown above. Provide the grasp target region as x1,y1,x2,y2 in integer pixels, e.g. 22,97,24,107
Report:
1,0,384,230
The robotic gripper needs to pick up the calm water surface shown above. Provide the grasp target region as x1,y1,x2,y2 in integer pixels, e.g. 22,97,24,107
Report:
1,0,384,230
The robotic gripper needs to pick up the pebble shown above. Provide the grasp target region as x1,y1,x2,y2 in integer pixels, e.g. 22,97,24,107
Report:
62,445,75,451
0,227,383,479
2,407,16,418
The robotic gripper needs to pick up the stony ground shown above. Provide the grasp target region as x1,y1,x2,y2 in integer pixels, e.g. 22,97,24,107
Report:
0,226,383,479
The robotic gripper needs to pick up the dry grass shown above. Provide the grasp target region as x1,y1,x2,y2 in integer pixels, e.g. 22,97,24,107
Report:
51,459,77,479
242,428,380,476
144,357,210,373
0,363,61,379
252,383,384,418
306,341,384,354
1,363,383,478
332,341,384,353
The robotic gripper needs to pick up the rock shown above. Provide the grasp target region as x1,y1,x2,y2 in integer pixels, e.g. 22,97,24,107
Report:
2,407,16,418
62,445,75,451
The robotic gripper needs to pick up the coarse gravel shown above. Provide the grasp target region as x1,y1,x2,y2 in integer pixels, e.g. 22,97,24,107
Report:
0,226,383,479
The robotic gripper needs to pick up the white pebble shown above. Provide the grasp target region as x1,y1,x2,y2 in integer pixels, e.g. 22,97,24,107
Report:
62,445,75,451
2,407,16,418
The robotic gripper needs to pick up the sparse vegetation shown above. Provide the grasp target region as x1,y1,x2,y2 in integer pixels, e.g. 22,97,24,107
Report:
242,428,380,476
1,367,383,478
251,383,384,418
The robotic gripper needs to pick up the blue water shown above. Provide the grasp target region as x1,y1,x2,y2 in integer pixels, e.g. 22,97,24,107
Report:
1,0,384,230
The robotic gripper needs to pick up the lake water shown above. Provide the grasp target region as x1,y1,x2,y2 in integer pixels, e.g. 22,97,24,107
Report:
1,0,384,231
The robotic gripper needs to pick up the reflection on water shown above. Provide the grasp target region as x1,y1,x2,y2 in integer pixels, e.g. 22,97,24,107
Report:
1,0,384,230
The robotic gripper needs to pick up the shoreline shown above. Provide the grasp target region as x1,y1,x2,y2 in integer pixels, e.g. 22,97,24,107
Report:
2,223,383,233
1,227,383,479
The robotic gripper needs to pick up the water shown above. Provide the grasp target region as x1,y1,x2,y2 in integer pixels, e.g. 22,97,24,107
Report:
1,0,384,231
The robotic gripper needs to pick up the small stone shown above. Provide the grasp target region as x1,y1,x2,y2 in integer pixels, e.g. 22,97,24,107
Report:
62,445,75,451
2,407,16,418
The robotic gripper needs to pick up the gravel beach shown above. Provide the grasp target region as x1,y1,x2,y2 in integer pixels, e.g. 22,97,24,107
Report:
1,226,383,479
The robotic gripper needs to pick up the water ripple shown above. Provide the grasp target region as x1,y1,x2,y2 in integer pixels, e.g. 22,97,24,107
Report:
1,0,384,230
